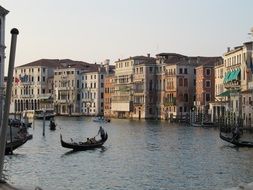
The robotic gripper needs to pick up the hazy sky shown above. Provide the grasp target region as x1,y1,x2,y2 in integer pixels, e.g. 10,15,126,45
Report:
1,0,253,74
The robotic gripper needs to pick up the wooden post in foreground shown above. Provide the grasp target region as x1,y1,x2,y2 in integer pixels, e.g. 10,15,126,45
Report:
0,28,19,181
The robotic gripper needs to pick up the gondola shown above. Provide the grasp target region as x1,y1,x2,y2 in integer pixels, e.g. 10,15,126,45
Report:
219,132,253,147
5,137,29,155
93,117,111,123
60,133,108,151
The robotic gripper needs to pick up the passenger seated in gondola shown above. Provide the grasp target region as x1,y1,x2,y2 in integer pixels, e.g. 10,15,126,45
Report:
90,137,96,144
86,138,92,144
97,126,106,140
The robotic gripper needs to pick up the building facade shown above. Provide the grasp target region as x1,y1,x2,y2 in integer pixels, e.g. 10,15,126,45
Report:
104,74,115,118
195,65,215,114
132,57,156,119
54,67,81,115
0,6,8,126
13,59,57,113
111,56,155,118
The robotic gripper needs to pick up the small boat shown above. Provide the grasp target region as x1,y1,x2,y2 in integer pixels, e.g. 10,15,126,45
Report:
35,110,55,120
191,122,214,127
219,132,253,147
93,117,110,123
60,133,108,151
5,137,29,155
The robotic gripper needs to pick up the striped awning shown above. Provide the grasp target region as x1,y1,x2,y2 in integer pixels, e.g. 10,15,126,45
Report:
224,69,240,83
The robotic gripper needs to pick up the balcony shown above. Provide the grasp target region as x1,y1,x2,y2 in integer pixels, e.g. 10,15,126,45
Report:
134,89,144,93
164,97,176,106
21,81,34,85
56,99,68,103
20,94,34,98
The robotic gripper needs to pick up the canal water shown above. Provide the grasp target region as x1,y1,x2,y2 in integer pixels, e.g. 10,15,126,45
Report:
4,117,253,190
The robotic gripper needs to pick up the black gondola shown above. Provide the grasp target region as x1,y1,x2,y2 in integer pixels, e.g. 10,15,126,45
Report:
5,137,28,155
219,132,253,147
60,133,108,151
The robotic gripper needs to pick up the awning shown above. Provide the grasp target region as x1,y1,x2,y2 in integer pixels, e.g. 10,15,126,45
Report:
224,69,241,83
217,89,239,97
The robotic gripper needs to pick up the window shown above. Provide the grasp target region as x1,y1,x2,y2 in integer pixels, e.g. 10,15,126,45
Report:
149,80,153,90
42,89,45,94
184,78,188,87
179,78,183,86
184,93,188,102
184,68,187,74
37,76,40,82
149,67,153,73
42,76,46,82
179,68,183,74
206,93,211,102
101,75,103,79
77,80,79,88
206,69,211,76
101,83,104,88
101,92,104,99
205,80,211,88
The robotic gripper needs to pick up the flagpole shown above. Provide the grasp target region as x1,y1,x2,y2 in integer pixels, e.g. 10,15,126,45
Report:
0,28,19,181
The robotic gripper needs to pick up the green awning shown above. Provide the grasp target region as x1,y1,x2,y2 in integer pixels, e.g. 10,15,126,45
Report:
223,72,231,83
224,69,241,83
217,89,239,97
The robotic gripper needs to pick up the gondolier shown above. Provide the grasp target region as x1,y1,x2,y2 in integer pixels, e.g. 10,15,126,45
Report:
97,126,106,140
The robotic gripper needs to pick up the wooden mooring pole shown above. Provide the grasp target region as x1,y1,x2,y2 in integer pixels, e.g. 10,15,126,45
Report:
0,28,19,181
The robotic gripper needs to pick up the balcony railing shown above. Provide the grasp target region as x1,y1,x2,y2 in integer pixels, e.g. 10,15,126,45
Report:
163,97,176,106
20,94,34,98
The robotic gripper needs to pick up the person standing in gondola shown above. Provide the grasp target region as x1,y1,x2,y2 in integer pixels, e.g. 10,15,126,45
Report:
97,126,106,140
232,126,240,141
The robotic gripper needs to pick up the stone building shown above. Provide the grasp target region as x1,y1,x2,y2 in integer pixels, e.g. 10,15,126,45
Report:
111,55,155,118
132,56,156,119
53,60,97,116
0,6,8,126
104,67,115,118
13,59,58,113
195,57,222,114
54,67,82,115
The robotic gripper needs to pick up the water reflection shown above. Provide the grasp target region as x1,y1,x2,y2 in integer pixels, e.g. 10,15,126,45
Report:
4,118,253,190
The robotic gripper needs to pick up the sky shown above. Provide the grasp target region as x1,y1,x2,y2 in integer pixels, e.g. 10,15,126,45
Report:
1,0,253,75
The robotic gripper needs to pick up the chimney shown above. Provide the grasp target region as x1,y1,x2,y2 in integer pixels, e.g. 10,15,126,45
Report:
147,53,150,58
104,59,110,74
227,47,230,52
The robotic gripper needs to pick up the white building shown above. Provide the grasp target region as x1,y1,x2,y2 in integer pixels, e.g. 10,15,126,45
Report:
13,59,57,113
81,63,109,116
0,6,8,126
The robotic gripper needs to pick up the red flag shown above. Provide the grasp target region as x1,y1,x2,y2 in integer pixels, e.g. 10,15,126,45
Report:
15,77,19,83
